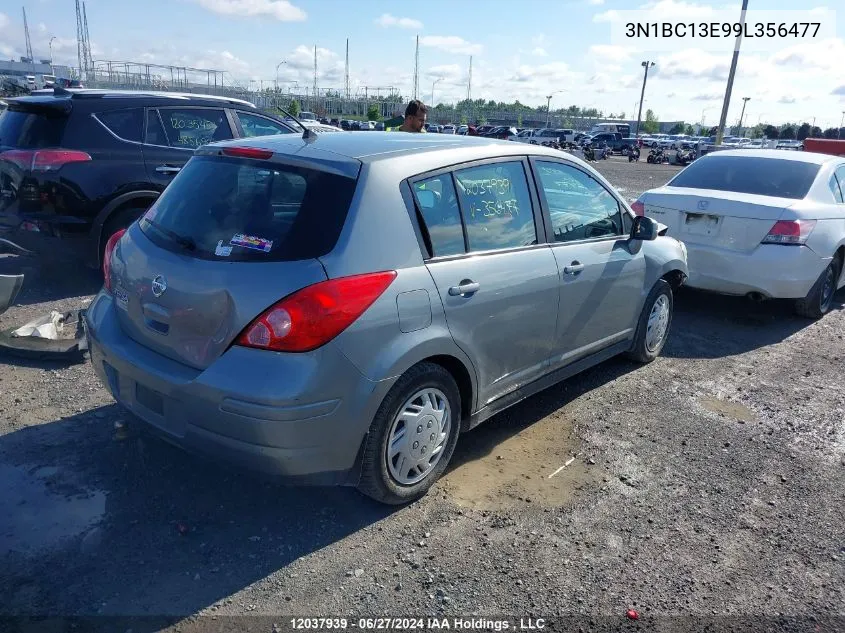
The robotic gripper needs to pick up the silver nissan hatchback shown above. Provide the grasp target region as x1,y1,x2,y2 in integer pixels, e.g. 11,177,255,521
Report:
85,131,688,505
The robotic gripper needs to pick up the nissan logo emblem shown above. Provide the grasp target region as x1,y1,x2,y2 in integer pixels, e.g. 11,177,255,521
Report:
697,200,709,211
151,275,167,297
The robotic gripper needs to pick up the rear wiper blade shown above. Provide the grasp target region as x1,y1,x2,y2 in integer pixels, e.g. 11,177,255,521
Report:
142,217,196,251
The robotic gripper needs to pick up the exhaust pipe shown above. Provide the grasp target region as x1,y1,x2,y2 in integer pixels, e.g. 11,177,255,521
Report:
746,292,766,302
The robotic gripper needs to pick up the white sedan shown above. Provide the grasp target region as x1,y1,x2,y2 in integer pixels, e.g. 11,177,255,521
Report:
631,149,845,318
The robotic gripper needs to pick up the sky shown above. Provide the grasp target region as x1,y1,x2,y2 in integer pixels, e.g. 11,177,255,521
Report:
1,0,844,128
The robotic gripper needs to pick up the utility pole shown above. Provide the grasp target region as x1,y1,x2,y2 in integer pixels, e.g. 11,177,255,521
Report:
545,95,552,128
840,111,845,139
737,97,750,135
431,77,441,107
313,45,317,109
467,55,472,102
22,7,33,68
344,38,350,100
413,35,419,100
716,0,749,146
635,61,655,137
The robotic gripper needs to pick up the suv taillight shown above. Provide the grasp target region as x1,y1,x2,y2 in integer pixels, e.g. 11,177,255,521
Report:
761,219,816,245
235,271,397,353
103,228,126,292
0,149,91,172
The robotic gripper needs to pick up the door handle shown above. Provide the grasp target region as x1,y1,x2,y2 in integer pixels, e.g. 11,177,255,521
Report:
563,262,585,275
155,165,181,175
448,280,480,296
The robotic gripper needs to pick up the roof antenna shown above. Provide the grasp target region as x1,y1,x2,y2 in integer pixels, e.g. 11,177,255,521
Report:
272,101,318,143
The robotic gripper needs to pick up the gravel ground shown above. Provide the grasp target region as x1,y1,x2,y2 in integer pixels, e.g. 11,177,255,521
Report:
1,156,844,631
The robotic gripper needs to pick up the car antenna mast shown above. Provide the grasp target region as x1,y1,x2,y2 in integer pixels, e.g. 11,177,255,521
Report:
273,101,318,142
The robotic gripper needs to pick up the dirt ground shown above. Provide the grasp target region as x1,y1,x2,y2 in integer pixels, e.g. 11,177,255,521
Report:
1,156,843,631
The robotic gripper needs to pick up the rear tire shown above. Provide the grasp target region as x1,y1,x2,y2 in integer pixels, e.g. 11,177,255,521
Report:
357,362,461,505
626,279,674,363
794,257,841,319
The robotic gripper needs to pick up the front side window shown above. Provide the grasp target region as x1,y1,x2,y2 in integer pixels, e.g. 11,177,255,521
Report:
236,111,293,137
453,161,537,252
158,108,232,149
411,174,466,258
535,161,624,242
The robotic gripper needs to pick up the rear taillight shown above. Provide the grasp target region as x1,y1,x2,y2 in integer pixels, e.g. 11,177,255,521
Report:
221,147,273,159
761,219,816,245
631,199,645,216
102,228,126,292
235,271,397,353
0,148,91,172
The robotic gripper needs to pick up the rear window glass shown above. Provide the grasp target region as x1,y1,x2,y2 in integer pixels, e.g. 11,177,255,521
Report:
96,108,143,142
0,108,66,148
140,156,357,262
667,155,820,200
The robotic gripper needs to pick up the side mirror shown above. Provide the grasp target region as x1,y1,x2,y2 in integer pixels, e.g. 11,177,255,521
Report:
631,215,659,241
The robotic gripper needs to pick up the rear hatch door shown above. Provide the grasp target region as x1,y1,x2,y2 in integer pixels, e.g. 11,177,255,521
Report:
109,150,360,370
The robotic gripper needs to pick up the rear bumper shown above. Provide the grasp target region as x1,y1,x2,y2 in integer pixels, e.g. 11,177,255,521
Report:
84,292,396,485
684,243,830,299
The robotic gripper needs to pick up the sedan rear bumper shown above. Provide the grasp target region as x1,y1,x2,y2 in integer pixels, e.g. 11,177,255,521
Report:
684,243,830,299
85,291,395,485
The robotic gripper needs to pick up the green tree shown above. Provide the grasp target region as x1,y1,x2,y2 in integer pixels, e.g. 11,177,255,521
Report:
762,125,779,139
668,123,685,134
780,125,796,140
288,99,301,117
367,104,380,121
824,127,839,139
684,124,696,136
809,126,823,138
796,123,811,140
642,109,659,134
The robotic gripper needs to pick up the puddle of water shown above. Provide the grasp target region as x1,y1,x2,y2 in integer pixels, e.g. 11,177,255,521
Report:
699,397,756,423
0,463,106,556
439,413,596,511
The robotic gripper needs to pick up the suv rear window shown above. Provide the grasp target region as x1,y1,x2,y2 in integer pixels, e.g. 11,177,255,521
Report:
0,108,66,148
95,108,143,142
667,155,820,200
140,156,357,262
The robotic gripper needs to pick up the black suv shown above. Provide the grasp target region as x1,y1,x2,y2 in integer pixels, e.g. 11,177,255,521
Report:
0,88,296,268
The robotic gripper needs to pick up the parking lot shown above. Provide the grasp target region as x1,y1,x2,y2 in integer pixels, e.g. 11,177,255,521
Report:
1,155,844,628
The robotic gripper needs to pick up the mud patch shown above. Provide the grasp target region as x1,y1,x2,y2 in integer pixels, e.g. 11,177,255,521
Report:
439,411,595,511
0,462,106,555
699,397,757,423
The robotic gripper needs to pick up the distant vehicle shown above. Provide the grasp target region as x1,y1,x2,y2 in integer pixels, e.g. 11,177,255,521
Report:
0,88,296,269
359,120,375,131
482,126,517,140
87,131,688,505
441,124,456,134
508,128,536,143
632,150,845,319
457,125,468,135
299,111,317,121
590,122,631,137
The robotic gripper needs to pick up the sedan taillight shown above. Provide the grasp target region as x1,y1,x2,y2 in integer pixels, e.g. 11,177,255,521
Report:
761,219,816,245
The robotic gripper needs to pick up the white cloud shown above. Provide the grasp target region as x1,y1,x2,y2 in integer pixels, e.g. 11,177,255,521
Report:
192,0,306,21
589,45,633,62
531,34,547,47
419,35,482,55
588,0,605,5
376,14,423,29
532,47,548,57
593,9,620,22
0,13,9,30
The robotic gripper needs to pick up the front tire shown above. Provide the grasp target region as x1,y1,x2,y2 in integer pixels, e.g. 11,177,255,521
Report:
627,279,674,363
795,258,841,319
357,362,461,505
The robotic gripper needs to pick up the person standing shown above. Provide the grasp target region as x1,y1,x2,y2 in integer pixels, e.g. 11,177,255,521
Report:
396,100,428,133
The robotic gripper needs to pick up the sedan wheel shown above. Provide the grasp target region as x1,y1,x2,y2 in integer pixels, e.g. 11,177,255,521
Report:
386,388,451,486
645,294,671,353
627,279,674,363
795,258,841,319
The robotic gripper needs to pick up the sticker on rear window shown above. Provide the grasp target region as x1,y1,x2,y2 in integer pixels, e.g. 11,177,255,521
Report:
214,240,232,257
230,233,273,253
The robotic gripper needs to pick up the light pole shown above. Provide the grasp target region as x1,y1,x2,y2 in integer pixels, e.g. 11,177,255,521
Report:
635,61,655,137
839,111,844,139
275,61,286,91
48,36,57,74
431,77,442,106
545,90,565,128
737,96,750,135
716,0,749,145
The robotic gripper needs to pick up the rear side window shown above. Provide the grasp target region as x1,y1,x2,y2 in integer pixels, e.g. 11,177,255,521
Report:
668,156,820,199
453,161,537,252
140,156,357,262
236,111,293,137
411,174,465,257
829,174,844,203
95,108,143,142
158,108,232,149
0,108,66,148
145,109,168,146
